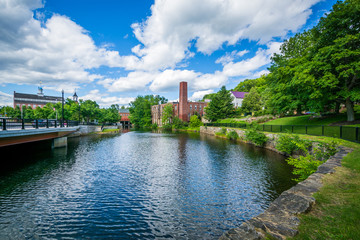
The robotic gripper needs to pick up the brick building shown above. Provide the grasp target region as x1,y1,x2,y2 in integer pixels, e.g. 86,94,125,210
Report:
152,82,208,126
13,86,62,109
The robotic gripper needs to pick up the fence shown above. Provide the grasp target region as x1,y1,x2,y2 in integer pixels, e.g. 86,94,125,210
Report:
204,123,360,143
0,118,79,131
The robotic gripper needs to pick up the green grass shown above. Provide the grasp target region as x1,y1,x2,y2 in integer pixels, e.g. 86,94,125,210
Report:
102,128,119,133
263,114,355,126
287,136,360,240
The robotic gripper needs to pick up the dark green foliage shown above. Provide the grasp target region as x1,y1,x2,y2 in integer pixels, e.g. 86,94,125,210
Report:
172,116,186,129
226,130,239,140
244,124,268,146
151,123,158,130
204,86,234,122
233,77,266,92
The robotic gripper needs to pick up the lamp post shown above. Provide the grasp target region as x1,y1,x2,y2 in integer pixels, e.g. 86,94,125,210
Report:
61,90,64,127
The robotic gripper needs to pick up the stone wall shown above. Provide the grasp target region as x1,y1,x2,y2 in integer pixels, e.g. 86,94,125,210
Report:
68,125,102,137
199,126,353,239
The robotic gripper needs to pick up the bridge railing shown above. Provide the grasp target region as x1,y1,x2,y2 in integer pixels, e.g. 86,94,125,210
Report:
0,118,79,131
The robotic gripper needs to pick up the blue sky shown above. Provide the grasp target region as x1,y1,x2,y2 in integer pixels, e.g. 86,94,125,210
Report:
0,0,338,107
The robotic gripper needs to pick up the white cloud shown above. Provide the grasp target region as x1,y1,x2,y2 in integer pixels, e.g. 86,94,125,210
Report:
189,90,214,101
80,89,135,107
0,0,126,89
130,0,320,70
150,69,199,92
98,71,156,93
0,90,12,106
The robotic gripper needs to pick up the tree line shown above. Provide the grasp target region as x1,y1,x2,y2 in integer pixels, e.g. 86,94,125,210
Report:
0,99,121,124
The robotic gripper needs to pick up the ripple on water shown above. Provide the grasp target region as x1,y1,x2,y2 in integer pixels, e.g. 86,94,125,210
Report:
0,132,295,239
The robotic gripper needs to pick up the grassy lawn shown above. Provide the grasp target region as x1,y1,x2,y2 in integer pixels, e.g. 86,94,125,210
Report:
285,136,360,240
102,128,119,133
263,114,355,126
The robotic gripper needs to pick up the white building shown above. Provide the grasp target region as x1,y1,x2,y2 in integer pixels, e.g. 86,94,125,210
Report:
230,91,248,108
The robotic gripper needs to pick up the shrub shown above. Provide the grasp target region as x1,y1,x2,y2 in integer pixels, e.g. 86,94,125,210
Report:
244,127,268,146
189,115,203,128
151,123,158,130
226,130,239,140
287,154,323,182
162,123,172,131
172,116,185,129
276,134,311,155
286,139,338,182
215,127,227,137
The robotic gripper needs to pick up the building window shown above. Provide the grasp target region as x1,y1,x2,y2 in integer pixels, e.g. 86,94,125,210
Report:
200,105,202,110
190,105,192,110
175,106,177,111
195,105,197,110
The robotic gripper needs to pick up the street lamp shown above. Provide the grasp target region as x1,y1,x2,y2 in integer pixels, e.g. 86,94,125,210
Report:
61,90,64,127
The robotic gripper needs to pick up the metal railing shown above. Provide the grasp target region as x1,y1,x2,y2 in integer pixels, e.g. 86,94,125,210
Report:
0,118,79,131
204,123,360,143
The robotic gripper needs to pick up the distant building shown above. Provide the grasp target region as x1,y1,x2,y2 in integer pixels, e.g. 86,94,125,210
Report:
13,86,62,109
151,82,208,126
230,91,248,108
119,109,130,122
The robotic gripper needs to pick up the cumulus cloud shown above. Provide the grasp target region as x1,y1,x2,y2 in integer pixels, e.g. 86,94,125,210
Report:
80,89,135,107
130,0,320,71
189,90,214,101
0,90,12,106
0,0,125,90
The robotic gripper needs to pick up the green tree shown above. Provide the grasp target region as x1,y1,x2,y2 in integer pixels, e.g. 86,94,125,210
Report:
80,100,100,122
129,95,167,129
99,104,121,124
311,0,360,121
162,104,174,126
204,86,234,122
233,77,266,92
241,88,262,114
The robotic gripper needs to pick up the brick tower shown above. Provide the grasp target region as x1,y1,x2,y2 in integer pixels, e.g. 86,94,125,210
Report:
179,81,188,122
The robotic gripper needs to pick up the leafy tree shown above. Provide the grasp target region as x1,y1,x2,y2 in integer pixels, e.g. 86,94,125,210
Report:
204,86,234,122
162,104,174,126
99,104,121,124
202,93,217,102
233,77,266,92
80,100,100,122
241,87,262,114
310,0,360,121
129,95,167,129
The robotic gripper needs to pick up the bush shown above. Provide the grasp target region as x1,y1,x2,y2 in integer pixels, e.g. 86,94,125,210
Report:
151,123,158,130
162,123,172,131
244,125,268,146
226,130,239,140
287,154,323,182
215,127,227,137
276,134,311,155
189,115,203,128
286,139,338,182
172,116,185,129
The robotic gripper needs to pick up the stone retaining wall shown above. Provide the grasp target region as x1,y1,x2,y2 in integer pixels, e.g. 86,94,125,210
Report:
199,126,353,239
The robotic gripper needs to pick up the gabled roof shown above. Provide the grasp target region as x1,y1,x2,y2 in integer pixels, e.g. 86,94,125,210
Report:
230,91,248,99
14,92,62,101
119,109,130,113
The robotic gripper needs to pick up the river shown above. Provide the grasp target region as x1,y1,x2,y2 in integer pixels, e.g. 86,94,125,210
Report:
0,131,295,239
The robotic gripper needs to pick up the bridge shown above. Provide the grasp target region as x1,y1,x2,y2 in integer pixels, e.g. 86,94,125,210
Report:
0,118,79,148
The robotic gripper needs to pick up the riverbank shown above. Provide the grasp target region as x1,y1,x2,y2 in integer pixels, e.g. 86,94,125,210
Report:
199,126,359,239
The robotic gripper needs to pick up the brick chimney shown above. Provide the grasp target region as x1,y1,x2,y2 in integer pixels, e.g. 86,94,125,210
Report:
179,81,188,122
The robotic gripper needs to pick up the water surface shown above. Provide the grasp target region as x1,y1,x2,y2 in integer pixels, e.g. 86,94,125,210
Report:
0,131,295,239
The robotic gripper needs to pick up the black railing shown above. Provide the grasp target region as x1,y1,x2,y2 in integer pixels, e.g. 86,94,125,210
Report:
0,118,79,131
204,123,360,143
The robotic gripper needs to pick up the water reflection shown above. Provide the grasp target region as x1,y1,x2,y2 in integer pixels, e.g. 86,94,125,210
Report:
0,132,295,239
